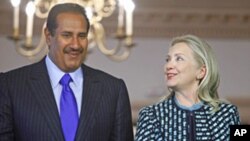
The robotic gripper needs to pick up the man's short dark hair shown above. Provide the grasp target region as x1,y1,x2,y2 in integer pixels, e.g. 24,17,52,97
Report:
46,3,90,36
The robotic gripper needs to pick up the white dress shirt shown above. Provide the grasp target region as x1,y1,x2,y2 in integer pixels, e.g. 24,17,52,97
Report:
45,55,83,115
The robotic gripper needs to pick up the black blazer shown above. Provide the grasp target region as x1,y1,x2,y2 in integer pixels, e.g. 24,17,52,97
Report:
0,59,134,141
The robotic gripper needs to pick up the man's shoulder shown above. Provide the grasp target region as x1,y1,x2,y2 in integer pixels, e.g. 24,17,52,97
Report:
82,64,121,81
1,60,44,78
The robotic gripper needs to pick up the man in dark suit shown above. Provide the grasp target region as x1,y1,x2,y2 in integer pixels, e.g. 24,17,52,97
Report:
0,3,134,141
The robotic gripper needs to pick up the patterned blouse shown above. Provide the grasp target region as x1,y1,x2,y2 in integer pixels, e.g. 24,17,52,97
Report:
135,95,240,141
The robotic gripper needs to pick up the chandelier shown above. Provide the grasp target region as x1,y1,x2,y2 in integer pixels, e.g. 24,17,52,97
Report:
9,0,135,62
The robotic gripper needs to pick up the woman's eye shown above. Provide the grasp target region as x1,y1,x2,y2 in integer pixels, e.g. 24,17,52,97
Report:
166,57,170,62
176,56,183,61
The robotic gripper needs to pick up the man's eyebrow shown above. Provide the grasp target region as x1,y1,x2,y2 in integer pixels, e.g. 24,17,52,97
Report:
61,31,72,34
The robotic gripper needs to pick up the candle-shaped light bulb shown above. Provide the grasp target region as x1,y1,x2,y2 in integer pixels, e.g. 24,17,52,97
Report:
85,7,93,24
10,0,20,7
25,1,35,46
124,0,135,36
10,0,21,38
118,0,125,28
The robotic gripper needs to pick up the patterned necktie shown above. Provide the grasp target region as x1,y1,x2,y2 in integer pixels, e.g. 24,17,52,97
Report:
60,74,79,141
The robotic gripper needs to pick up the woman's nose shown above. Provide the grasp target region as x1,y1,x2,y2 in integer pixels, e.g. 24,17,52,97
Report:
165,61,174,70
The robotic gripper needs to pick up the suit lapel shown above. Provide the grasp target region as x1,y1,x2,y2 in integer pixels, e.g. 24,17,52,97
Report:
28,59,64,141
75,65,104,141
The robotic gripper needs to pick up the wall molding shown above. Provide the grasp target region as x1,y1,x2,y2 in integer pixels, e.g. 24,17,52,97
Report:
1,0,250,39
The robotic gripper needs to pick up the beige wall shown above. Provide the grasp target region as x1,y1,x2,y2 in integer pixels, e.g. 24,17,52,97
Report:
1,36,250,123
1,36,250,100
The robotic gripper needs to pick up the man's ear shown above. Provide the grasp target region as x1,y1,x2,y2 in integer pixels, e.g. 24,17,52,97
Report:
44,27,51,46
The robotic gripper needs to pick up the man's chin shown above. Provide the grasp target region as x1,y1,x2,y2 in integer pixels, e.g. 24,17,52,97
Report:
63,64,81,72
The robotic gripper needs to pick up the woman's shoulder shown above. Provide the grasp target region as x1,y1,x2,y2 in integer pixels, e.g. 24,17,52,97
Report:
135,100,171,140
203,101,239,113
218,102,239,113
136,99,172,130
138,98,173,117
205,101,240,124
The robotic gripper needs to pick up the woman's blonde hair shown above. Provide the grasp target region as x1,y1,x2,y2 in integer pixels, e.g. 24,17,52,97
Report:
168,34,221,112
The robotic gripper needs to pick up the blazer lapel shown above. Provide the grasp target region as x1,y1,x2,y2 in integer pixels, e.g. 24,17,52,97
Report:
28,59,64,141
75,65,104,141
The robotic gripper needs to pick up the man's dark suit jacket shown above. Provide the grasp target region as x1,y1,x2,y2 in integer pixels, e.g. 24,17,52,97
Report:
0,59,134,141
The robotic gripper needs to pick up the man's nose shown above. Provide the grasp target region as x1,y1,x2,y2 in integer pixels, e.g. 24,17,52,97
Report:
71,36,80,48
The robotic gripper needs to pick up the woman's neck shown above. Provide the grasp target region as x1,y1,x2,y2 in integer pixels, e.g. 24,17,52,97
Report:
174,90,200,107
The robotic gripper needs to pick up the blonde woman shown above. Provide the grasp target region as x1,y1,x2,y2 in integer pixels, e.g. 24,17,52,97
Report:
135,34,240,141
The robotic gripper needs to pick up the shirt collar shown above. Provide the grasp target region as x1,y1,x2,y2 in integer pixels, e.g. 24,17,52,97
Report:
45,55,83,88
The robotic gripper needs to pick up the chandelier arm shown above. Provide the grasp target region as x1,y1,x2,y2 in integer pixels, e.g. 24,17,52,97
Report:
107,46,131,62
93,22,121,55
93,0,116,18
34,0,56,19
16,22,47,56
10,0,135,62
35,7,49,19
